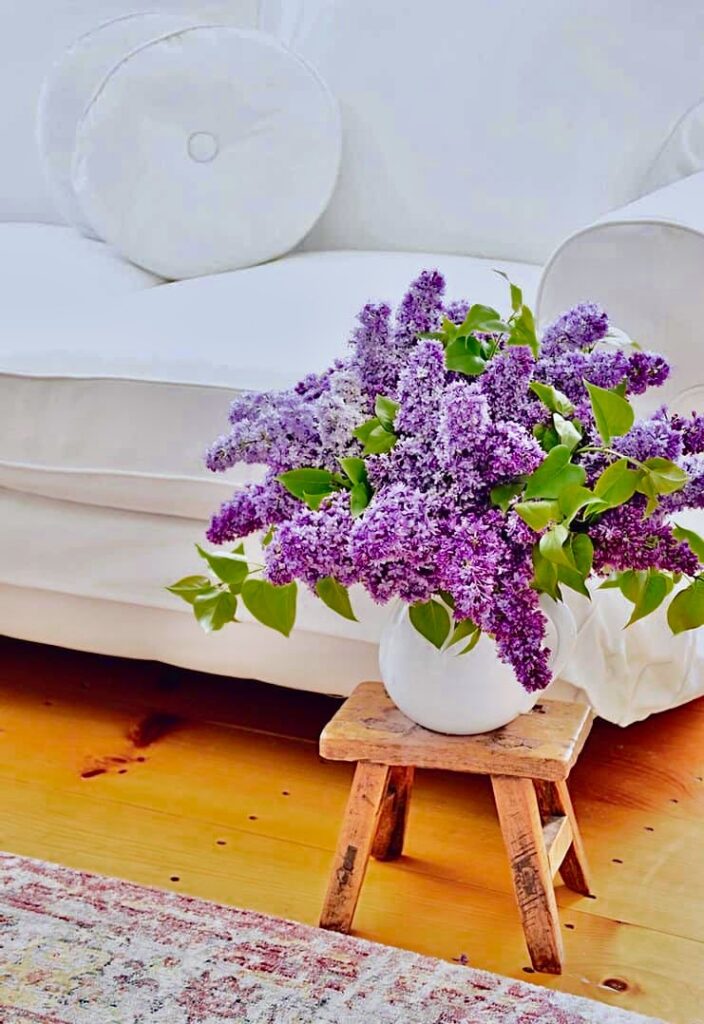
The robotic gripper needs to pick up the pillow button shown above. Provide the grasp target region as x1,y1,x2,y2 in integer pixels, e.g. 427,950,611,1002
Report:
187,131,219,163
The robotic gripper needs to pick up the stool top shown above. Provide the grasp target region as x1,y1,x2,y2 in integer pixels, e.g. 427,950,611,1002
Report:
320,682,593,781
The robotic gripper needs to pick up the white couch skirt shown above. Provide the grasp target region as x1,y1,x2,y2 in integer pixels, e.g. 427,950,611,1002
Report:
3,487,704,725
0,488,382,696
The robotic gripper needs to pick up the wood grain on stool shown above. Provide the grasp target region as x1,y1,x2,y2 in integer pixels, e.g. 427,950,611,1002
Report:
534,778,591,894
491,775,564,973
319,761,389,933
320,681,593,780
372,766,414,861
319,683,594,973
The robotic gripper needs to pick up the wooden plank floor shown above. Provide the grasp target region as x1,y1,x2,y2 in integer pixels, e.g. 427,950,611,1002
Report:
1,636,702,1023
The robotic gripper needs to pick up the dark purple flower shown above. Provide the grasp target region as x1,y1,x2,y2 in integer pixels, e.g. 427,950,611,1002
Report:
541,302,609,355
536,349,630,407
591,498,699,576
444,299,470,324
348,302,394,402
206,475,296,545
626,351,670,395
350,485,438,604
661,455,704,512
478,345,542,429
264,492,356,588
671,412,704,455
614,417,683,463
395,340,448,437
394,269,446,343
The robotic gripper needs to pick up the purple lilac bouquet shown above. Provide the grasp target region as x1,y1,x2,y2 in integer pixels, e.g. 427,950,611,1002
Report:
169,272,704,692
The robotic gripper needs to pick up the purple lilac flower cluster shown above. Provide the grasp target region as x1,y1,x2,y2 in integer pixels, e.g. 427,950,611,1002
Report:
202,272,703,691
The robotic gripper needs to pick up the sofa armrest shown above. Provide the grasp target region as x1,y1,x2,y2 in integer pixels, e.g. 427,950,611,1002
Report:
536,172,704,414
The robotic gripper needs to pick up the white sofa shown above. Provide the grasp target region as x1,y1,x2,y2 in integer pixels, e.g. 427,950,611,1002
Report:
2,0,704,722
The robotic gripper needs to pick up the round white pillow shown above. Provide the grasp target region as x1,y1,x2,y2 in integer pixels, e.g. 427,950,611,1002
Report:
37,12,205,237
71,26,342,279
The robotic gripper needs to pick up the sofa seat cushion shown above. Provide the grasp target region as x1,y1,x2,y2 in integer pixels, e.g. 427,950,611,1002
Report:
0,223,160,310
0,249,541,519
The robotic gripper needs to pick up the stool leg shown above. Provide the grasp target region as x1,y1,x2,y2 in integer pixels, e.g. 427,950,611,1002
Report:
372,766,414,861
491,775,564,974
320,762,390,933
534,779,591,895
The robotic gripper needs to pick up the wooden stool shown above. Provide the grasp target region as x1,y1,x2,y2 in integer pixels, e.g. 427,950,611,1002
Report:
319,681,594,974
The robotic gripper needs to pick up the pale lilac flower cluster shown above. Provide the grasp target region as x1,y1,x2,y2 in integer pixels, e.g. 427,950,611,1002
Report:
203,274,697,692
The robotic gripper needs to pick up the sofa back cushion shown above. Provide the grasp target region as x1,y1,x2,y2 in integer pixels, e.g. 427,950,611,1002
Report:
0,1,257,225
262,0,704,263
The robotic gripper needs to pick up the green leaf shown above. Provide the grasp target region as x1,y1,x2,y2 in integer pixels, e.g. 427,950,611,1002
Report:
514,500,561,531
458,303,507,334
193,589,237,633
277,468,338,501
261,526,274,547
624,570,673,627
437,590,455,609
615,569,641,603
507,305,539,357
352,418,378,444
315,577,357,622
167,575,215,605
571,533,594,576
408,599,451,650
634,472,660,518
340,457,373,516
593,459,640,508
361,424,397,455
375,395,400,432
558,485,606,524
553,413,581,451
641,458,688,495
585,381,635,443
529,381,575,417
531,545,561,600
490,480,525,512
534,422,561,452
539,524,575,568
445,336,487,376
241,579,297,637
195,544,249,588
339,456,367,485
349,480,372,517
457,628,482,654
551,535,593,599
667,578,704,634
673,524,704,563
432,316,461,345
302,492,331,511
557,564,590,598
494,270,523,313
524,445,586,500
447,617,478,649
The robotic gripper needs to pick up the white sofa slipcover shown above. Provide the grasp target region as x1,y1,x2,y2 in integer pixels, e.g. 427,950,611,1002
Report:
2,0,704,725
538,172,704,417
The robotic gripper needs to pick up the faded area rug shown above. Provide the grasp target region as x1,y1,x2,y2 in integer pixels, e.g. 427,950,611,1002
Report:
0,853,662,1024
